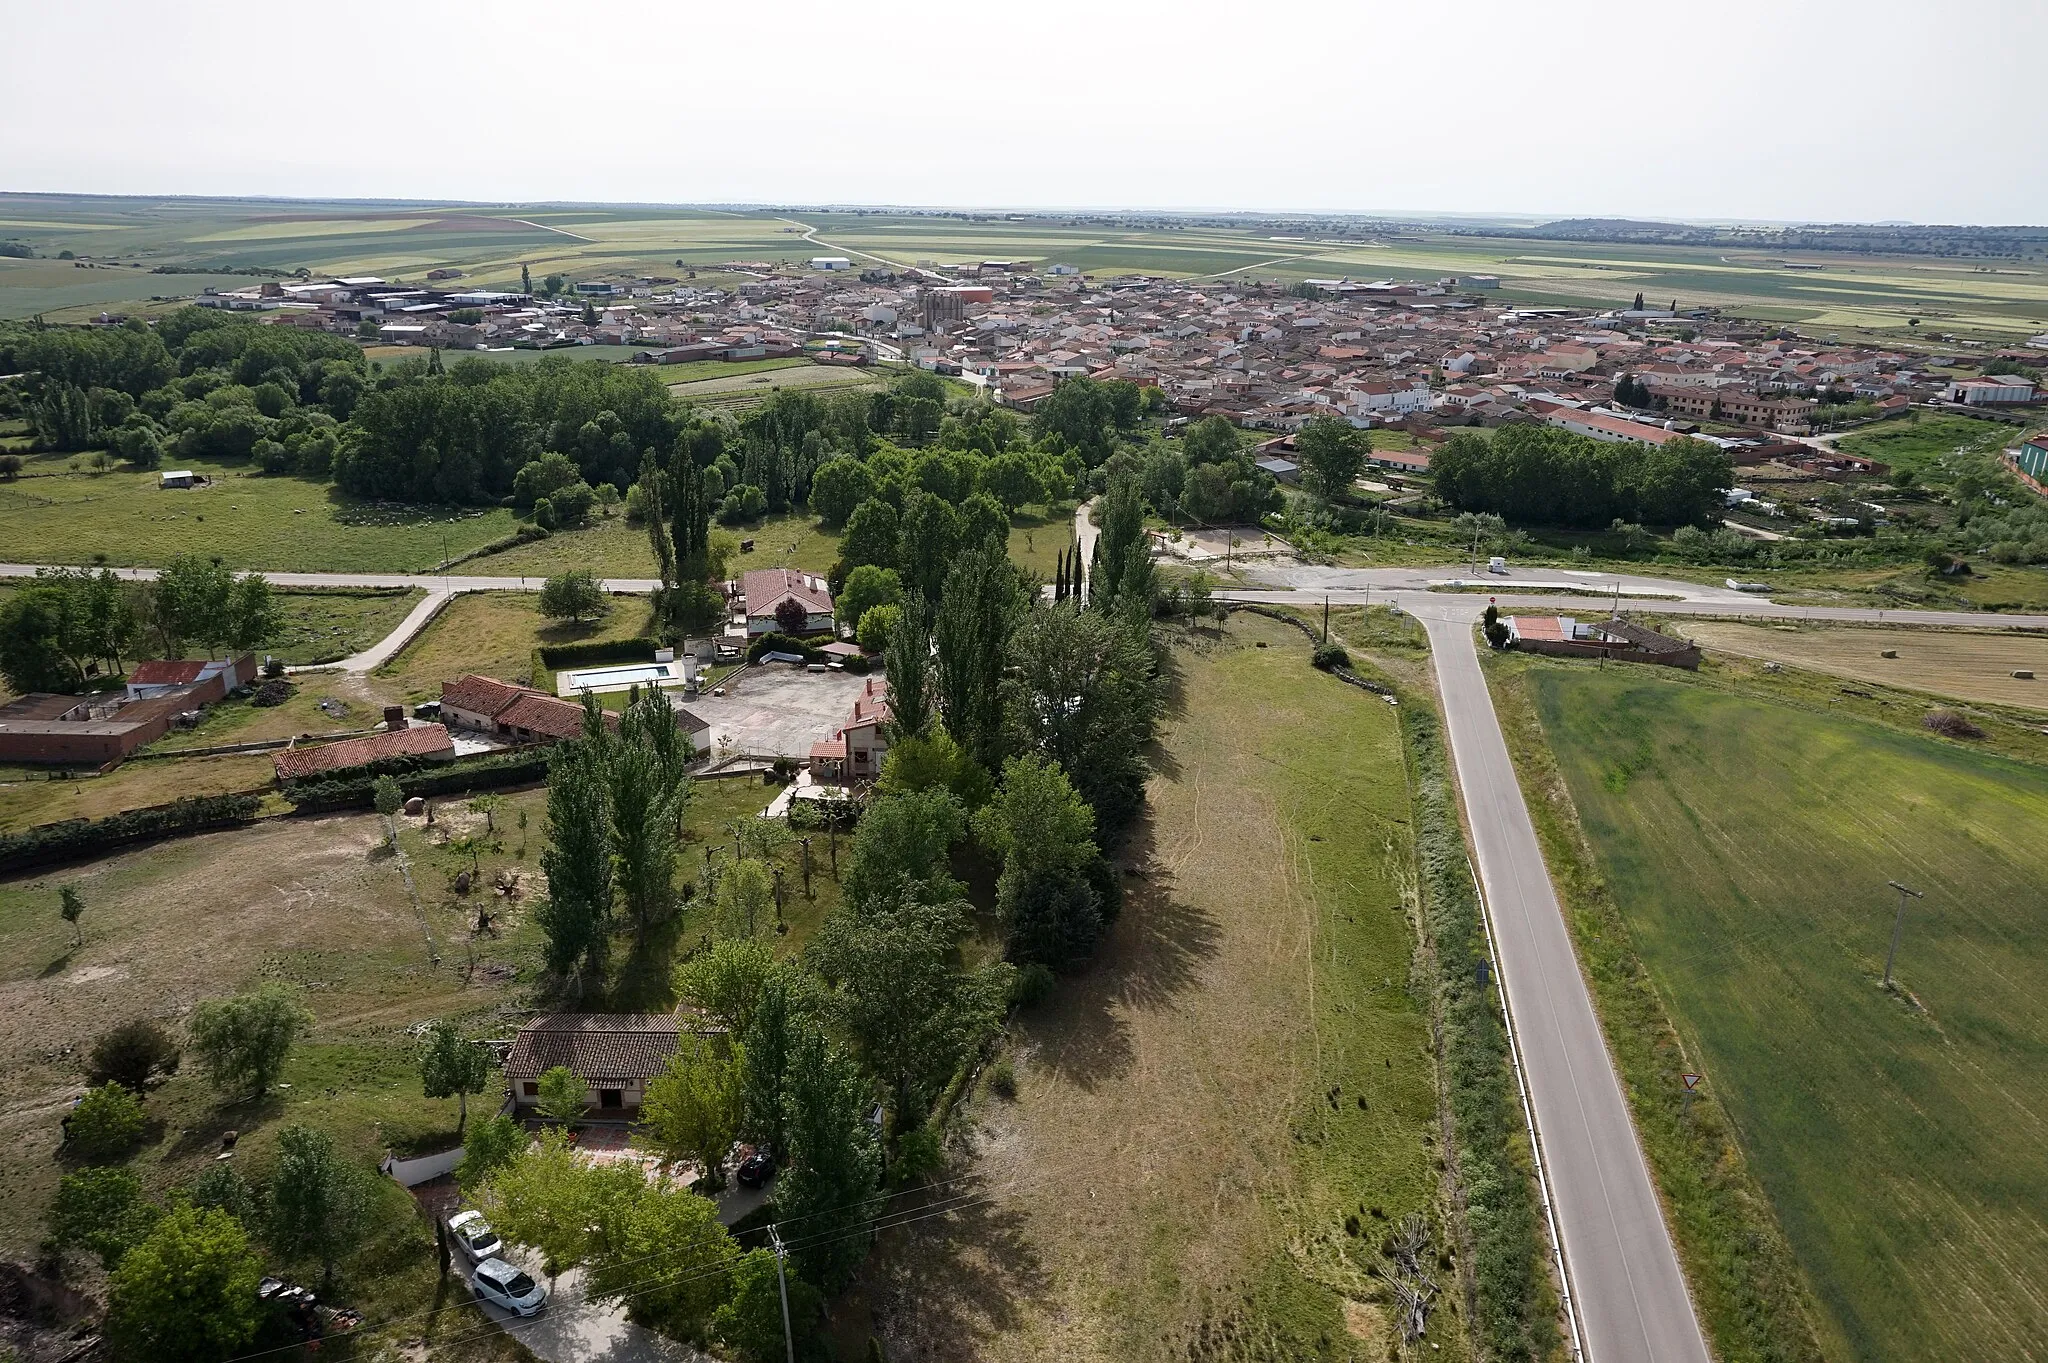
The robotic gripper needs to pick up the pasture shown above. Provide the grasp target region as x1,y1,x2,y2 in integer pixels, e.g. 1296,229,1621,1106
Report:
7,194,2048,338
0,459,518,571
1679,619,2048,709
855,613,1453,1363
1523,666,2048,1363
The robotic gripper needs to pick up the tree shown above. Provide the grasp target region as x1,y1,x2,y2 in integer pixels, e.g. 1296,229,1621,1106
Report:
457,1113,527,1189
642,1037,746,1185
774,595,811,635
837,565,901,636
976,756,1104,967
583,1180,738,1336
839,497,900,573
88,1018,182,1091
186,983,312,1101
608,693,682,940
481,1128,595,1273
840,786,966,909
149,555,278,658
0,585,77,693
855,603,897,654
1182,414,1244,465
267,1124,368,1288
419,1019,492,1133
714,1248,825,1363
677,936,777,1033
883,589,935,739
59,883,84,946
809,456,875,527
178,1167,256,1237
1295,415,1368,500
535,1065,586,1127
522,262,532,295
50,1166,159,1269
68,1082,148,1159
538,738,614,985
899,491,963,601
714,858,775,940
982,449,1046,513
514,451,585,508
1090,471,1153,612
668,452,723,637
809,890,1012,1124
469,792,503,834
372,774,404,834
935,542,1022,771
775,1026,882,1290
737,968,806,1152
104,1205,263,1363
540,569,610,623
1006,602,1159,841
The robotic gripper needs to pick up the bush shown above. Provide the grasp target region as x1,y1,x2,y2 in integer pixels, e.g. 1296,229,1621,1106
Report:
1009,962,1056,1009
536,635,661,668
889,1122,947,1188
987,1059,1018,1100
718,484,767,523
745,631,828,664
282,749,551,812
1923,709,1985,740
1311,641,1351,671
88,1019,182,1091
68,1083,148,1157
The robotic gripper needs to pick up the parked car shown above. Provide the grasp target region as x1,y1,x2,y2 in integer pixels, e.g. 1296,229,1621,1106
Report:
471,1258,548,1317
447,1210,503,1264
737,1150,777,1188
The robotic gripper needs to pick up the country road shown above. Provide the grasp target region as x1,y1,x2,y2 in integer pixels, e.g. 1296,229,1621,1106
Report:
9,551,2046,1359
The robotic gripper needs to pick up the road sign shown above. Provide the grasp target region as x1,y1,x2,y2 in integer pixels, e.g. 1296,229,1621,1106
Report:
1681,1073,1702,1091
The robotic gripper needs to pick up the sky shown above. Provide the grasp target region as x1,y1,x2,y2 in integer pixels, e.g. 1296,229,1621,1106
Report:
4,0,2044,225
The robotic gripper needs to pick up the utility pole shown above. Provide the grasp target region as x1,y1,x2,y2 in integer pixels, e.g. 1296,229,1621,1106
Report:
1883,880,1924,990
1322,595,1330,643
768,1224,797,1363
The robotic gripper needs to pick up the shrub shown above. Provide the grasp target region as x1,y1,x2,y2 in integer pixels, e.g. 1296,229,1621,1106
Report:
88,1019,182,1091
1923,709,1985,740
889,1122,946,1188
1311,641,1351,671
987,1060,1018,1100
68,1083,148,1157
0,794,261,872
1009,962,1056,1009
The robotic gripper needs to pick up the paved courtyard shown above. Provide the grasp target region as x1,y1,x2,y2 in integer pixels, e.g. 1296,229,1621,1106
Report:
681,663,868,759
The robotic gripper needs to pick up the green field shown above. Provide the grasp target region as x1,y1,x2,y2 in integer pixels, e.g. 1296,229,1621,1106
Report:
0,459,517,571
6,194,2048,339
1524,666,2048,1362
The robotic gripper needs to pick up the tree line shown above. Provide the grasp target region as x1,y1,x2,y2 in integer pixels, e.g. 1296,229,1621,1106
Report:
1430,424,1734,528
0,557,278,694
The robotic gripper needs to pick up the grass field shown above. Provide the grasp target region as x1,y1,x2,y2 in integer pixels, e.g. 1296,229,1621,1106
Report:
0,753,276,832
0,459,518,571
854,612,1458,1362
1516,662,2048,1363
1677,620,2048,709
372,590,658,700
8,195,2048,340
264,586,425,664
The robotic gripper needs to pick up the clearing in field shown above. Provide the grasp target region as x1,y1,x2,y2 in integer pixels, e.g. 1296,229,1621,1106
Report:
854,613,1453,1363
1678,620,2048,709
1524,666,2048,1363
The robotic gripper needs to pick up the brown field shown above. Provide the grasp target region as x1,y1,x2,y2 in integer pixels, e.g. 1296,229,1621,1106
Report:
852,614,1452,1363
1679,620,2048,710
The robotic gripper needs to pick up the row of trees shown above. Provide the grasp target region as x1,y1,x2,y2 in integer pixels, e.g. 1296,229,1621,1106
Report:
1430,424,1734,528
0,556,278,694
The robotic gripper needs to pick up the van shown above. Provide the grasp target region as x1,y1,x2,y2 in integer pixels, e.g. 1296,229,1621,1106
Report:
1487,556,1508,574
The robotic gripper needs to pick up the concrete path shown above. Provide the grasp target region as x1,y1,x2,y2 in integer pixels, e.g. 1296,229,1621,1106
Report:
472,1262,711,1363
295,587,456,674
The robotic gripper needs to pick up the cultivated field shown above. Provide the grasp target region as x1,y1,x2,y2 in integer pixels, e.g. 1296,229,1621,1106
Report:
1679,620,2048,709
8,194,2048,339
855,613,1455,1363
1524,666,2048,1363
668,362,889,410
0,458,517,571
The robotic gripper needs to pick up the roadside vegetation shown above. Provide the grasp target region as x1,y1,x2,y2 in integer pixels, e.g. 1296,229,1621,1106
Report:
1486,647,2048,1362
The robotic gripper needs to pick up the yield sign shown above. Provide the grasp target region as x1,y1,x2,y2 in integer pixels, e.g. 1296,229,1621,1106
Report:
1681,1073,1703,1091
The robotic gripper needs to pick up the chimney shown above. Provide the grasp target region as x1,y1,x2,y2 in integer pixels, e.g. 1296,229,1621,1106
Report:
383,706,407,732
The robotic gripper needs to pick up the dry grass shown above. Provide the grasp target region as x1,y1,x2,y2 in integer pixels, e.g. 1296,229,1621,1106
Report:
0,753,275,833
1678,620,2048,710
373,590,659,700
854,615,1457,1363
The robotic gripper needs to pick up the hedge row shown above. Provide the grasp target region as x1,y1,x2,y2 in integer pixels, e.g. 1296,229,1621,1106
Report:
0,793,264,872
1403,702,1559,1362
744,631,835,664
284,749,552,813
537,635,663,669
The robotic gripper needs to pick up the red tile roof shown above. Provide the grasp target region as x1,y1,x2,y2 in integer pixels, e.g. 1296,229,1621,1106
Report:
442,674,538,718
273,723,454,781
505,1013,686,1082
127,659,209,686
496,692,598,742
741,569,833,620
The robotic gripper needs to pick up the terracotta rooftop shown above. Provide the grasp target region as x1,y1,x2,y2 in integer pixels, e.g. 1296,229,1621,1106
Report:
127,659,209,686
442,674,540,718
273,723,454,781
505,1013,690,1082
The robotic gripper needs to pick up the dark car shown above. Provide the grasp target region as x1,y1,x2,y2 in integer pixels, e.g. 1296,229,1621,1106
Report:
737,1151,777,1188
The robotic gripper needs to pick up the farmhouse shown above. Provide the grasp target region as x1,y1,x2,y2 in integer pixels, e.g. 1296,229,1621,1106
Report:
439,674,622,743
808,675,893,784
272,722,456,781
740,569,835,636
1504,615,1701,669
506,1012,708,1116
124,654,257,701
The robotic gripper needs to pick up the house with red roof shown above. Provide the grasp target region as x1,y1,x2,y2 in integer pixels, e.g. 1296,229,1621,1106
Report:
740,569,835,636
809,675,893,784
272,722,456,782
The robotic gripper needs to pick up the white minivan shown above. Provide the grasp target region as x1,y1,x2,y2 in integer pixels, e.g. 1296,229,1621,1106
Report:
472,1258,548,1317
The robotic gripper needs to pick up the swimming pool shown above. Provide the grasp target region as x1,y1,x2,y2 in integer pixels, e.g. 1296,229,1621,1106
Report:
555,661,685,696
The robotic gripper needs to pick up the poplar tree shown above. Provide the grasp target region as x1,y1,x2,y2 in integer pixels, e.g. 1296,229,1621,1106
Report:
934,544,1022,771
538,738,614,987
883,590,936,740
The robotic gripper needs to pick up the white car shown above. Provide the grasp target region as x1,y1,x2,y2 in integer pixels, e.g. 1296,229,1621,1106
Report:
472,1258,548,1317
447,1210,502,1264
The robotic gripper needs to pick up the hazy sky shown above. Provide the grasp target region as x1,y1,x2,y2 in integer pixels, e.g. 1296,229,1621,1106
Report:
5,0,2043,224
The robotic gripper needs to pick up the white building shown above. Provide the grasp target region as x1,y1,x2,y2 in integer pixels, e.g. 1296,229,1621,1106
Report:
1945,376,2037,406
809,257,852,271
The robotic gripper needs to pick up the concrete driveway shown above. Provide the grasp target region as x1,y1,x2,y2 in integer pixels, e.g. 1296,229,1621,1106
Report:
471,1260,710,1363
685,664,869,758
